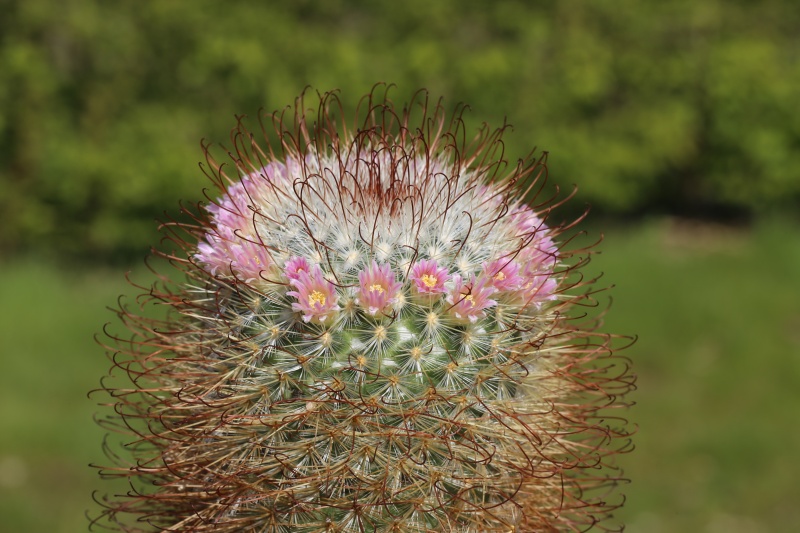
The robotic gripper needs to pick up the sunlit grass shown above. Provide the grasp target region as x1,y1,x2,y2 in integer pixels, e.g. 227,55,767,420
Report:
0,260,161,533
1,219,799,531
582,218,800,531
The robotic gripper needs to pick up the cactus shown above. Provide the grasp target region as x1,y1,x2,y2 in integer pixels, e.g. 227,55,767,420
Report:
94,89,633,532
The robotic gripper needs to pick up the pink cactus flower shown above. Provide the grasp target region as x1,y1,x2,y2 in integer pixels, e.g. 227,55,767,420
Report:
284,256,312,282
207,179,253,232
508,204,547,237
356,261,403,316
228,238,273,282
519,274,559,309
408,259,450,295
482,258,525,292
515,239,559,308
196,175,263,278
446,274,497,323
196,235,232,276
516,231,558,271
196,166,293,280
196,226,273,282
287,265,340,323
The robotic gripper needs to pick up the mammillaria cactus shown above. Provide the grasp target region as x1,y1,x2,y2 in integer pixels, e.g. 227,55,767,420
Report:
94,89,633,532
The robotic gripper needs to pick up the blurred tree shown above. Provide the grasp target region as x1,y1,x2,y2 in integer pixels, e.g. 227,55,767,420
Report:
0,0,798,262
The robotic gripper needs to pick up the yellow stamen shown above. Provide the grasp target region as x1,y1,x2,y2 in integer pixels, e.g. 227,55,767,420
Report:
421,274,438,288
308,290,326,306
369,284,385,294
494,271,505,281
464,294,475,306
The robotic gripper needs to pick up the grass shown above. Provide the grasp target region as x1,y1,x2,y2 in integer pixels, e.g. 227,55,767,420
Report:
583,218,800,532
0,218,798,532
0,261,141,532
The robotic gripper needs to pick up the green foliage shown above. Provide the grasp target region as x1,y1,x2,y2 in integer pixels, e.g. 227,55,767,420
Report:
1,0,799,260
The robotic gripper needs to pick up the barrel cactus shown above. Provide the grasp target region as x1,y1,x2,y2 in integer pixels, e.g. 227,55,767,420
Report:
95,89,633,532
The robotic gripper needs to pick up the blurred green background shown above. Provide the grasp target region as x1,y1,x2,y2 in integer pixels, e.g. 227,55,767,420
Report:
1,1,799,531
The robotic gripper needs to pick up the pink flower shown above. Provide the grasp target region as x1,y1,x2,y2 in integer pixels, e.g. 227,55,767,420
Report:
284,256,312,282
228,238,273,282
508,205,546,237
197,171,273,277
206,169,281,235
446,274,497,323
196,235,232,276
287,265,340,323
514,238,560,308
207,179,252,232
518,234,559,273
408,259,450,295
356,261,403,316
196,224,273,282
482,258,525,292
518,274,558,309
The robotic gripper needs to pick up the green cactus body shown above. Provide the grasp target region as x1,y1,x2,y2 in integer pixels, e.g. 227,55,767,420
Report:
95,90,633,532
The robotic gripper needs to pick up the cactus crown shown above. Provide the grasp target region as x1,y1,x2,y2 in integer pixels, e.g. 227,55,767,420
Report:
94,88,633,532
